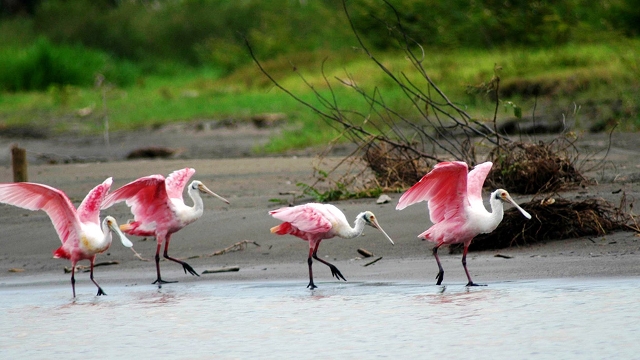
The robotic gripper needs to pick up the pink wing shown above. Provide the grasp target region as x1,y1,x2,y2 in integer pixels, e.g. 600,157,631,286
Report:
76,177,112,225
269,203,333,234
396,161,469,224
466,162,492,209
101,175,165,209
165,168,195,200
102,175,171,227
0,182,80,244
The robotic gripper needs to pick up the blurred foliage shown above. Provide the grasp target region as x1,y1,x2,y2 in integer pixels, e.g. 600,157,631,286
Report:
0,37,139,91
1,0,638,75
24,0,352,73
347,0,634,48
0,0,639,138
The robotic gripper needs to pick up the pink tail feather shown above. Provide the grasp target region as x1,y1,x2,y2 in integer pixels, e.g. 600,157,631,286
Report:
53,246,70,260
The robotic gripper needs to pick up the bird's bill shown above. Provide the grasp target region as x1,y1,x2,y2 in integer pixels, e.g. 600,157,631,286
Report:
505,194,532,219
198,183,230,204
369,218,395,245
108,221,134,247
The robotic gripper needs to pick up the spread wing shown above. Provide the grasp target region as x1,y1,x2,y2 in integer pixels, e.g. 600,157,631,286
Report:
0,182,80,244
466,162,492,210
396,161,469,224
101,175,165,210
165,168,195,200
269,203,334,234
76,177,112,225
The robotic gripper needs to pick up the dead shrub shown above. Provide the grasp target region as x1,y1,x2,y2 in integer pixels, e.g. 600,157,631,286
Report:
486,141,587,194
362,142,431,189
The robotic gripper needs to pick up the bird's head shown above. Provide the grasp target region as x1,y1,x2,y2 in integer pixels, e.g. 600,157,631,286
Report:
360,211,395,245
493,189,531,219
103,215,133,248
190,181,230,205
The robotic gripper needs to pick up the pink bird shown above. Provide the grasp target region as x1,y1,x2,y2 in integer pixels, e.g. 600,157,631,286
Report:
101,168,229,286
0,178,132,297
269,203,395,289
396,161,531,286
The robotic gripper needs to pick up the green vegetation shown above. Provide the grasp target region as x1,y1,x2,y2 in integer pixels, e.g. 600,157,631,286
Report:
0,0,639,151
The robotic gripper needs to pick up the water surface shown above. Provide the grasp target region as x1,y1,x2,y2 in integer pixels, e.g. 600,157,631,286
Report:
1,278,638,359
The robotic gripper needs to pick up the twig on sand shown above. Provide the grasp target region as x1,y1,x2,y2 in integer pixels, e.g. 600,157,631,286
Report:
130,246,150,261
357,248,374,258
209,240,260,256
202,266,240,274
64,261,120,273
363,256,383,267
187,240,261,259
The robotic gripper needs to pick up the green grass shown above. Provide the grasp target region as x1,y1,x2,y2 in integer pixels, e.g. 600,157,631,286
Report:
1,40,639,150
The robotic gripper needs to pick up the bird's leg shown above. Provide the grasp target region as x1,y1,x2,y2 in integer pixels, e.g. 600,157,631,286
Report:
433,246,445,285
89,258,106,296
70,263,77,298
152,242,176,286
462,245,486,287
163,235,200,277
307,249,317,290
311,243,346,282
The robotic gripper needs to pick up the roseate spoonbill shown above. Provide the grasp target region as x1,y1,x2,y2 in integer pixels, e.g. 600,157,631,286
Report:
396,161,531,286
0,178,132,297
269,203,395,289
101,168,229,286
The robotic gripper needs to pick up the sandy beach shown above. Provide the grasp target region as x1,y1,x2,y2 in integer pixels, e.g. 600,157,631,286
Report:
0,126,639,291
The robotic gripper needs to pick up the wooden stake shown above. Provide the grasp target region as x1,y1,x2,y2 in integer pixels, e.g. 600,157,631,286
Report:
11,145,27,182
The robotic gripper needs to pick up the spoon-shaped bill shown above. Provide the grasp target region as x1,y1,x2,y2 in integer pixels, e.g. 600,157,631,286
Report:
198,183,230,204
107,217,134,247
505,194,532,219
368,216,395,245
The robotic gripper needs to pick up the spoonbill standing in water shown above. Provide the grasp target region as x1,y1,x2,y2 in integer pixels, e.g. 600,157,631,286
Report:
0,178,132,297
269,203,395,289
101,168,229,286
396,161,531,286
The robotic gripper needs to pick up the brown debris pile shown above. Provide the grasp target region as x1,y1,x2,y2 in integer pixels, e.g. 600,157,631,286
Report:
362,142,430,189
485,141,587,194
451,196,630,253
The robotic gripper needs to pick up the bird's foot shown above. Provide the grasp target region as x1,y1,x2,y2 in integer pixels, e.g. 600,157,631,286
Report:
153,278,178,285
96,287,107,296
328,265,346,282
466,281,487,287
435,271,444,285
181,262,200,277
307,282,318,290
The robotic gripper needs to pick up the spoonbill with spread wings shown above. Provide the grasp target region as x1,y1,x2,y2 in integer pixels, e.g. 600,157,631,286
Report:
101,168,229,286
0,178,132,297
396,161,531,286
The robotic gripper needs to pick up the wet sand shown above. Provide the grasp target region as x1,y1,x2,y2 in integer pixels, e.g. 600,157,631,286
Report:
0,129,639,291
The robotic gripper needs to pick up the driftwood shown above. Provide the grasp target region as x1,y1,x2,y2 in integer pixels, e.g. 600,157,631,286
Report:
363,256,383,267
202,266,240,274
357,248,374,258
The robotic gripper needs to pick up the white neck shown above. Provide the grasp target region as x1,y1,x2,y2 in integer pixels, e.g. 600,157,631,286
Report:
484,191,506,233
184,187,204,222
339,212,367,239
97,220,114,250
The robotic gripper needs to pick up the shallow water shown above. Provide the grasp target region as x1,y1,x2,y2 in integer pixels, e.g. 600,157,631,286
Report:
1,278,638,359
